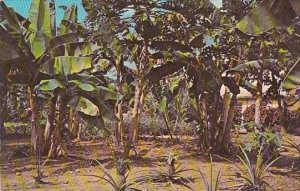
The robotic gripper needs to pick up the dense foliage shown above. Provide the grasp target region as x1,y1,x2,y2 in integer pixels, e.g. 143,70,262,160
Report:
1,0,300,190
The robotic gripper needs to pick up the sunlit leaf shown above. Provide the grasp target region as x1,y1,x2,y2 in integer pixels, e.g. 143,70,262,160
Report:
282,58,300,90
96,86,122,101
69,80,96,92
41,56,92,75
35,79,65,91
29,0,51,58
97,101,118,121
50,33,79,49
236,0,300,35
59,5,78,35
230,59,277,73
159,96,167,112
68,96,99,116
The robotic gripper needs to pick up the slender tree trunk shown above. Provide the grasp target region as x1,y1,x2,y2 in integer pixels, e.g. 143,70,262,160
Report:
209,92,220,148
197,76,210,150
123,39,148,158
123,79,143,158
134,87,146,142
50,0,56,36
71,112,80,140
28,86,41,154
217,93,237,153
68,107,74,132
216,90,230,149
255,44,265,128
44,91,58,152
0,71,7,137
115,74,124,144
255,86,262,127
68,108,80,140
278,99,288,133
48,92,68,158
116,101,124,144
162,112,174,141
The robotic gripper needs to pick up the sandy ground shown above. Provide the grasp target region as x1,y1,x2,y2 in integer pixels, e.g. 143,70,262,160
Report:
1,134,300,191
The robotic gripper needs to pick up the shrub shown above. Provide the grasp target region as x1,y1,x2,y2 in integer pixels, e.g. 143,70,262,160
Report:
242,104,300,133
242,105,281,132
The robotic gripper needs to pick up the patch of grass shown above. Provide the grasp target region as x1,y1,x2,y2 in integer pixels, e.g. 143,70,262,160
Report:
4,122,30,134
4,122,29,129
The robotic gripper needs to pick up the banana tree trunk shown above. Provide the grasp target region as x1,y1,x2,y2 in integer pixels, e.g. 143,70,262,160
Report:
115,74,124,144
133,87,146,142
68,107,74,132
44,91,58,152
70,112,80,140
255,91,262,127
198,78,211,150
68,108,80,140
48,92,68,158
162,112,174,141
0,70,7,137
28,86,41,154
123,79,143,158
123,39,148,158
277,97,287,133
217,93,237,153
116,101,124,144
255,47,265,128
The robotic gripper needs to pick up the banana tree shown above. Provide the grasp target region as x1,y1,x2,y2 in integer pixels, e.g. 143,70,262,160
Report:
82,0,249,154
236,0,300,36
89,36,135,145
230,58,278,126
83,0,166,158
33,3,121,157
235,0,300,130
0,1,41,151
35,77,121,158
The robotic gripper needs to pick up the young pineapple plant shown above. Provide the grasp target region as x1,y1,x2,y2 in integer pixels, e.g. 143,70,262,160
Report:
284,136,300,165
139,152,195,190
84,158,142,191
225,144,281,191
197,155,222,191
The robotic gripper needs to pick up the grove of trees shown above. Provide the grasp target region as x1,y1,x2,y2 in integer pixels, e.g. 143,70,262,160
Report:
1,0,300,190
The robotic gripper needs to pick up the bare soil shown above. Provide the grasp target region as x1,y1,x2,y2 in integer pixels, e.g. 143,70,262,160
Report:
1,134,300,191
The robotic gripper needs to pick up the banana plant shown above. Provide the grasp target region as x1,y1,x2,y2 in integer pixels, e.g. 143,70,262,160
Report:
0,0,120,157
282,58,300,91
235,0,300,131
229,58,278,126
35,76,121,158
0,0,45,152
33,3,122,158
236,0,300,36
83,0,240,154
